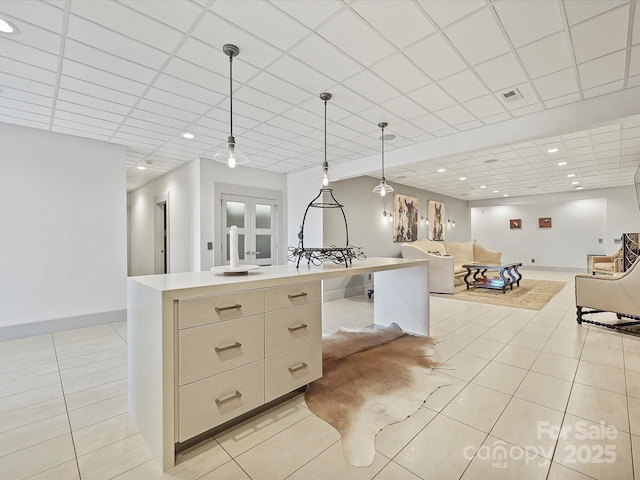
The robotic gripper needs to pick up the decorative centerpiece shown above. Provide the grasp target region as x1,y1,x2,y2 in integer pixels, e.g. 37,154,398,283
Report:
211,225,259,275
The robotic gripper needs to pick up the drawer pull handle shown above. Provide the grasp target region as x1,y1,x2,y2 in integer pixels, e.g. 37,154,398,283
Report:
288,324,308,332
215,342,242,353
288,363,308,373
215,304,241,313
288,292,308,299
215,391,242,405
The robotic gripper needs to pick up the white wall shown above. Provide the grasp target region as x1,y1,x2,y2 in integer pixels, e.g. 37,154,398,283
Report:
470,186,640,270
128,159,200,276
287,168,324,252
0,124,127,327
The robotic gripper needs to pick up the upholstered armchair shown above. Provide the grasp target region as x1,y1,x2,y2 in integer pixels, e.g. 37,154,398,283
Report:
576,256,640,330
591,248,623,275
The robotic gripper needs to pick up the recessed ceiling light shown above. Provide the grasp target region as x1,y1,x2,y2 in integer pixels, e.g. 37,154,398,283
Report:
137,166,146,170
557,162,567,166
0,17,18,34
575,186,583,190
503,194,509,197
493,190,499,193
571,181,580,185
480,185,486,189
459,176,466,181
182,132,195,139
547,148,559,153
567,173,575,178
437,168,446,173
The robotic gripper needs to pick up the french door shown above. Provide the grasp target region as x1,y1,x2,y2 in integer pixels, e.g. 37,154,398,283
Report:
221,194,277,266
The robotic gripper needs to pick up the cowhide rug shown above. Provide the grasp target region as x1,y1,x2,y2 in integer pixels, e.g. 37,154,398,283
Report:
305,323,452,467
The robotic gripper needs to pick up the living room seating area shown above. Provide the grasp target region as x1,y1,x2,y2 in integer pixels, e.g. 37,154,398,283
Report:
400,239,501,294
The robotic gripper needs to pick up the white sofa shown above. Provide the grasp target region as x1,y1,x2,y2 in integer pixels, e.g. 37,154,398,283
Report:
400,239,502,294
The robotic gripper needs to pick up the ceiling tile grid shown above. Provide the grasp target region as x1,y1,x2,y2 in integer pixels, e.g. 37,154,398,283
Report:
0,0,638,195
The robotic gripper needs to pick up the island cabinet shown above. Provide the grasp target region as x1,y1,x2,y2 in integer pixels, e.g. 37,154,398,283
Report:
176,281,322,442
127,258,429,470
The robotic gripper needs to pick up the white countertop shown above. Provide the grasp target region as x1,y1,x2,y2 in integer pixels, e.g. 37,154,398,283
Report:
127,257,428,292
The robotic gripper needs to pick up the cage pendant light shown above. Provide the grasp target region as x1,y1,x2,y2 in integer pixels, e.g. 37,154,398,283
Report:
214,44,249,168
372,122,394,196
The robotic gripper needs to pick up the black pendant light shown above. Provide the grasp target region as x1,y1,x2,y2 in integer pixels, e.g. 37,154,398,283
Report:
214,44,249,168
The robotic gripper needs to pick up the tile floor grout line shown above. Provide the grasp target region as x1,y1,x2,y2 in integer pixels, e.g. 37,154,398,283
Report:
51,332,83,480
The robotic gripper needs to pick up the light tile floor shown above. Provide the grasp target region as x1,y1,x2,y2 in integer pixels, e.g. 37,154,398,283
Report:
1,269,639,479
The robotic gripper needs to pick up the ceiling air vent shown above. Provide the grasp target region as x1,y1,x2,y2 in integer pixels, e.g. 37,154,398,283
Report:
500,88,523,103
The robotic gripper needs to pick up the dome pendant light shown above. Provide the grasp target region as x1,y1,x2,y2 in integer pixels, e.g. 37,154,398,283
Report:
214,44,248,169
372,122,394,196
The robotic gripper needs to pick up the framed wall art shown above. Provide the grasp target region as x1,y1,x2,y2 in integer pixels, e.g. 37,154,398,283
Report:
393,194,418,242
427,200,445,241
510,219,521,229
539,217,552,228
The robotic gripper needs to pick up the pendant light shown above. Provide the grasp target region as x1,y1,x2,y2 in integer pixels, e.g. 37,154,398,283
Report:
214,44,248,169
372,122,394,196
317,92,338,187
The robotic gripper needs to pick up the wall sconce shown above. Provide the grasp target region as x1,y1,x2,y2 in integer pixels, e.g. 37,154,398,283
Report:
448,219,456,227
382,210,393,223
421,215,428,226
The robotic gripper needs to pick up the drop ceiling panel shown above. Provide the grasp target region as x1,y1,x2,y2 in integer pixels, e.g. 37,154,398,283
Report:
463,94,506,118
62,59,147,96
404,34,467,81
118,0,202,33
570,6,629,64
269,0,343,30
58,75,138,105
0,0,64,32
577,50,626,89
380,96,428,121
494,0,563,48
0,39,59,71
54,110,120,130
290,35,362,83
0,97,51,117
370,54,431,93
563,0,628,27
343,70,400,104
55,91,130,116
266,56,336,96
66,15,168,69
417,0,485,28
533,68,579,100
438,69,489,103
317,9,395,66
211,1,308,51
163,57,228,95
247,72,311,104
408,84,457,112
190,12,282,69
474,53,527,92
0,85,52,107
0,57,56,84
70,0,183,53
351,0,435,50
444,8,510,66
516,32,573,79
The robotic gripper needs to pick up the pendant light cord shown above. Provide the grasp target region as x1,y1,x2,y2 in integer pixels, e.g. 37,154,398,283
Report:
229,54,233,139
324,98,327,166
381,125,385,180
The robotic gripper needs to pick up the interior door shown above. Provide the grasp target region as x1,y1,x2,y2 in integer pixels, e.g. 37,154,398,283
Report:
221,194,277,266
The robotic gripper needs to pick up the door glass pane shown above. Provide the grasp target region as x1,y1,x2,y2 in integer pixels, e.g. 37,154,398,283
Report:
226,201,245,228
255,204,271,229
226,234,245,261
256,235,271,259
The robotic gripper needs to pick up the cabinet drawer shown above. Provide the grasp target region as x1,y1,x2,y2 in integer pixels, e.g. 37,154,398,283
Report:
265,341,322,403
265,303,322,357
178,289,264,329
179,361,264,442
179,314,265,385
265,281,321,312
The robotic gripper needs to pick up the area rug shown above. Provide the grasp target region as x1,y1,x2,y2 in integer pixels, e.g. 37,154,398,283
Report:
442,278,566,310
304,323,452,467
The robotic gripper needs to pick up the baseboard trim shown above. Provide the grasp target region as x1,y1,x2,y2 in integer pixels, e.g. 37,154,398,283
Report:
522,265,585,273
0,309,127,342
323,284,373,302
